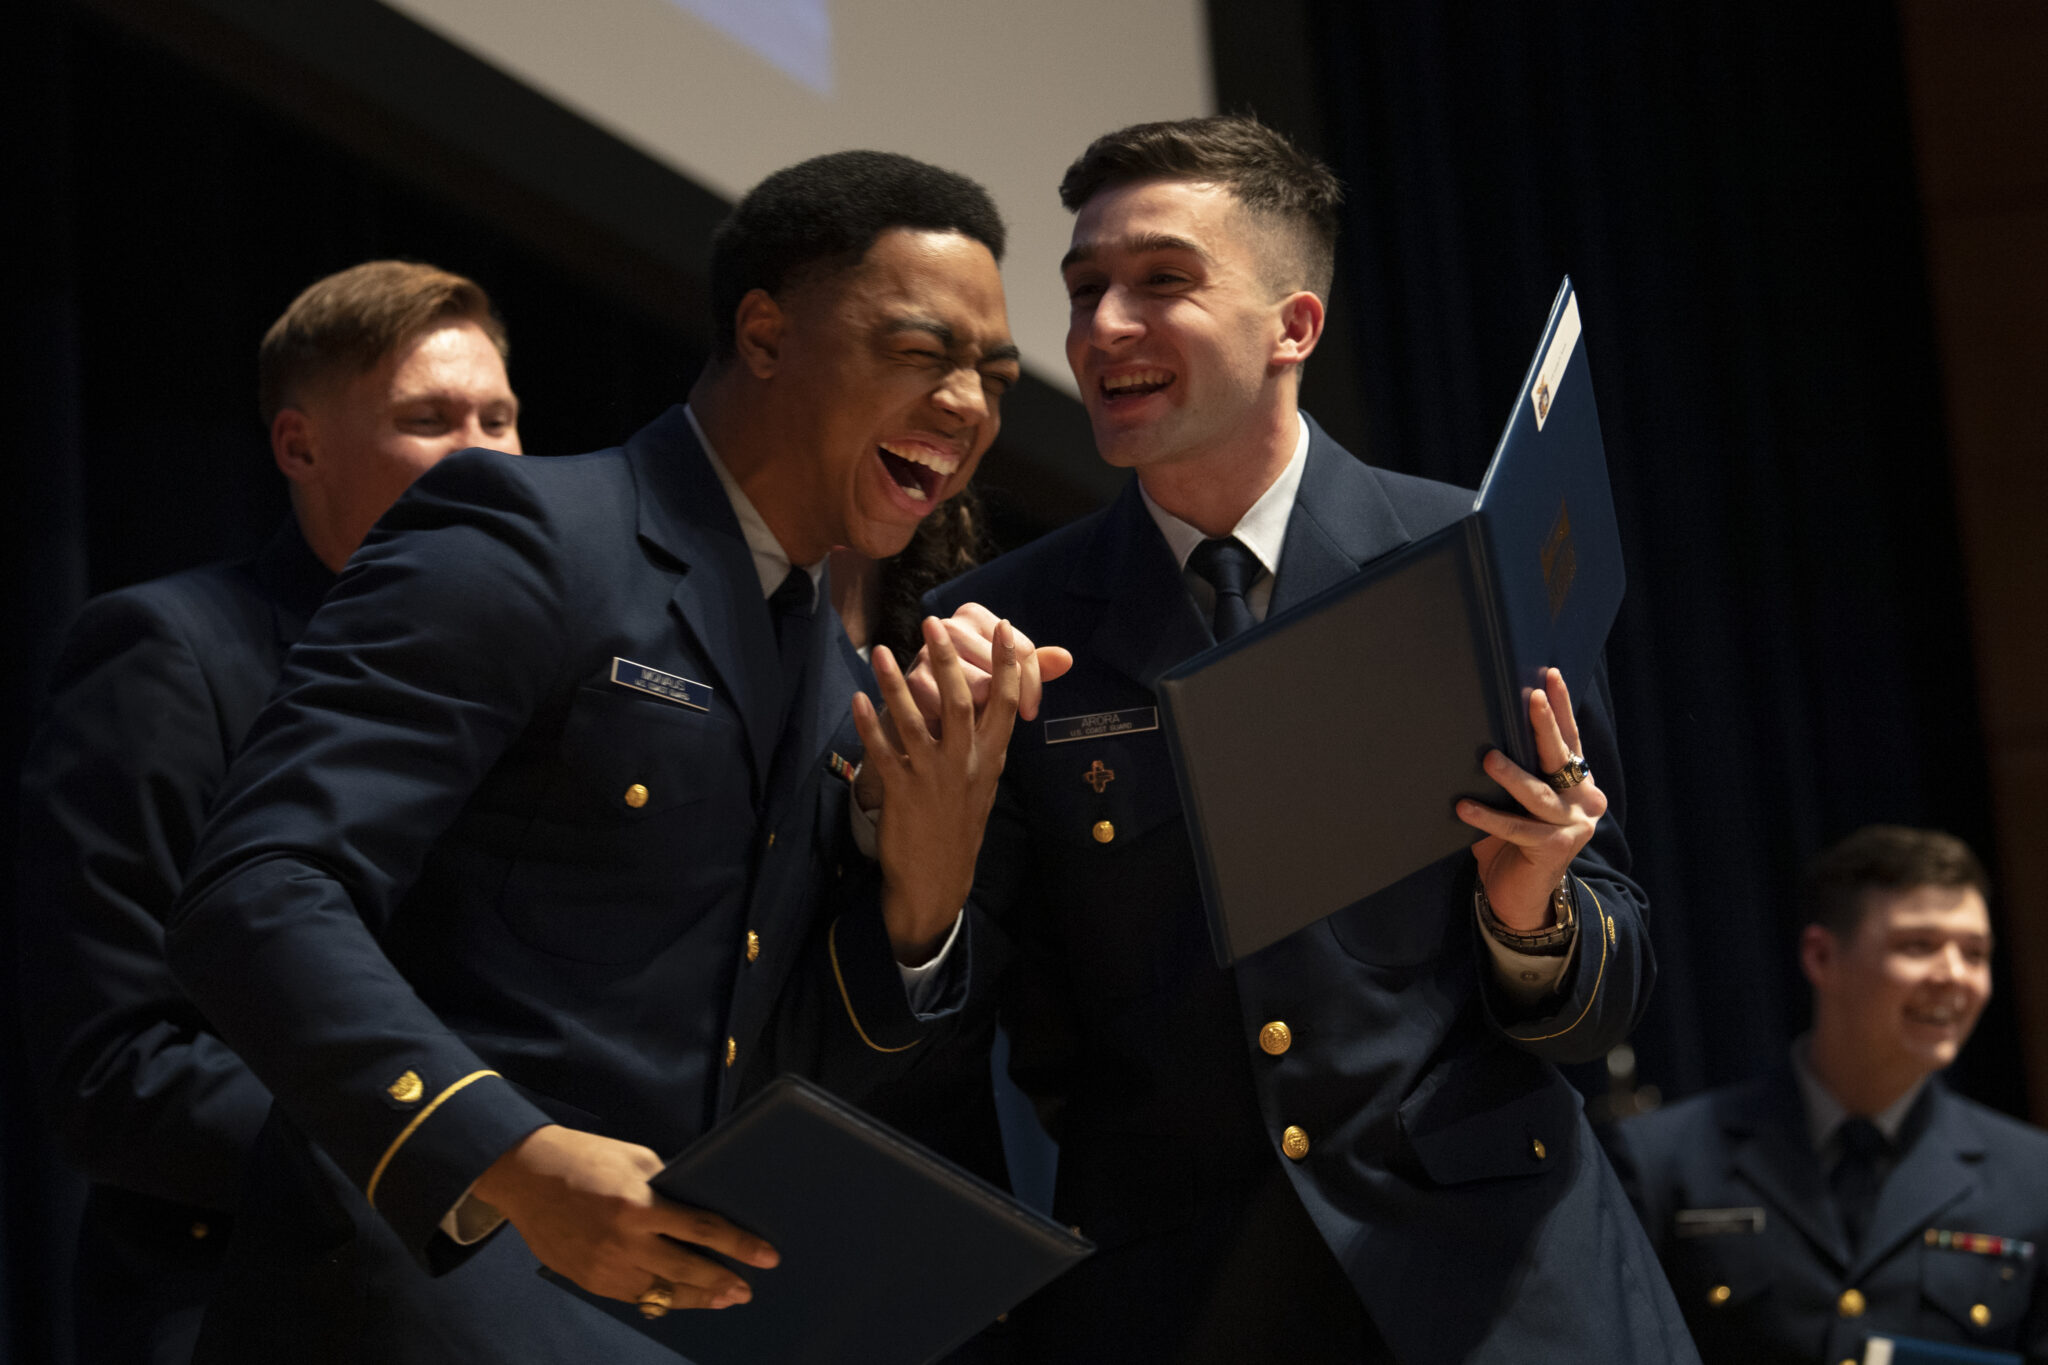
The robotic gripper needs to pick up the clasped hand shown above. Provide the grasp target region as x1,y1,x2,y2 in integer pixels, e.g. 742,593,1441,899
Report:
1454,667,1607,931
850,605,1073,963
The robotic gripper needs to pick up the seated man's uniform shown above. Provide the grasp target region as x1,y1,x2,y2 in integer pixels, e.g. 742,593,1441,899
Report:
1616,1048,2048,1364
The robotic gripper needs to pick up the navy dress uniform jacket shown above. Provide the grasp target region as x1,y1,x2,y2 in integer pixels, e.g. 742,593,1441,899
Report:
17,522,331,1364
1614,1066,2048,1363
928,417,1697,1365
165,406,957,1363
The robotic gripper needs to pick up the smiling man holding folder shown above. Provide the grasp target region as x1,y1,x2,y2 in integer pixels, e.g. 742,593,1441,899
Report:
920,115,1696,1363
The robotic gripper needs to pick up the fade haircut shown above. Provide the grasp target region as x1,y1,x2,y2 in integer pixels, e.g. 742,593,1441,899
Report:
258,260,507,424
707,150,1006,361
1801,825,1989,939
1058,115,1344,298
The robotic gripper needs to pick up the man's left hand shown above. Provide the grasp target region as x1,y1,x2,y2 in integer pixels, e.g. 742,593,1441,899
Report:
1455,668,1607,931
850,616,1022,962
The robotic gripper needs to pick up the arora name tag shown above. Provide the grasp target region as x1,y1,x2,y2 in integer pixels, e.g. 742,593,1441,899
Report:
1045,706,1159,745
610,657,712,712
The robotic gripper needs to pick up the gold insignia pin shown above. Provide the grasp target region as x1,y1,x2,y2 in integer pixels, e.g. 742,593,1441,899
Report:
387,1070,424,1105
1084,760,1115,794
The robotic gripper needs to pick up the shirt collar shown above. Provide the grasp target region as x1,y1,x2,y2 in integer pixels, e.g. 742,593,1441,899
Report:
684,404,825,603
1139,412,1310,576
1790,1034,1928,1152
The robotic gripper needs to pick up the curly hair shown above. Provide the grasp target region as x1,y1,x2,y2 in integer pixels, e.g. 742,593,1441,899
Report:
869,487,989,660
708,150,1005,361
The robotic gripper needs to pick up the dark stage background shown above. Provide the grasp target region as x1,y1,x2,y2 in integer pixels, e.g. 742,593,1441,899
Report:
3,2,2028,1360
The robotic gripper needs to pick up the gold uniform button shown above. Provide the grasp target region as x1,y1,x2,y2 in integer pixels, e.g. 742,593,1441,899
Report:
766,831,776,849
190,1221,210,1241
1281,1125,1310,1160
1706,1284,1731,1307
1531,1137,1548,1161
725,1037,737,1067
746,931,762,963
1837,1288,1866,1318
624,783,649,809
1259,1021,1292,1056
387,1070,424,1104
1092,820,1115,844
1971,1303,1992,1328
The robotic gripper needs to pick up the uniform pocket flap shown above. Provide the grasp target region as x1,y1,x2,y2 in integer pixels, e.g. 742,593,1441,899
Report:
1921,1232,2037,1335
557,682,733,817
1399,1053,1581,1185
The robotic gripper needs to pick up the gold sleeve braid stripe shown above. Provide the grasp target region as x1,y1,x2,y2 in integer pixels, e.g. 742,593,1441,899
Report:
828,919,921,1054
365,1069,502,1208
1519,879,1610,1042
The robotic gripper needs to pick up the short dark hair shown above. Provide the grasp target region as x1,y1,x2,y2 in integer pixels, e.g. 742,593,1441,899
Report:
707,151,1006,361
258,260,506,424
1801,825,1989,937
1058,115,1343,297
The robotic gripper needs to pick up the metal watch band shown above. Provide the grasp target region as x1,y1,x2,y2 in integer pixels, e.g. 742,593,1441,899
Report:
1475,875,1578,953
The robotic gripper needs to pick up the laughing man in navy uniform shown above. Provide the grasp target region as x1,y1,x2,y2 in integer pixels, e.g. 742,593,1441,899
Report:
18,260,521,1364
164,152,1047,1363
913,116,1696,1364
1615,826,2048,1363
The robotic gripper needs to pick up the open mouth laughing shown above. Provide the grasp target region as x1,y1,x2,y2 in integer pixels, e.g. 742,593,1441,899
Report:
876,439,960,505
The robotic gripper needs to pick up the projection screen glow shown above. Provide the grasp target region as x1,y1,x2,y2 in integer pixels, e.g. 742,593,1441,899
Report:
376,0,1215,392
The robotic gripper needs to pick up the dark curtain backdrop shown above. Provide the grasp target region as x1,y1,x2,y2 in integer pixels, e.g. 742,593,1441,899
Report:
1282,0,2014,1111
3,0,2023,1359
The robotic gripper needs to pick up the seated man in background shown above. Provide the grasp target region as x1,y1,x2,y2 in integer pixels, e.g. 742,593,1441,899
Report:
17,259,521,1364
1614,825,2048,1364
164,151,1037,1363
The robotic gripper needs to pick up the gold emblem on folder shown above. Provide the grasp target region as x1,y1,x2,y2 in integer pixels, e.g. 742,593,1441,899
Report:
387,1070,424,1105
1540,499,1578,621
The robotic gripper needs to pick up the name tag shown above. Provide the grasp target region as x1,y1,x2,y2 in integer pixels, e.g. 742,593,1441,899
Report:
1044,706,1159,745
1674,1207,1766,1238
610,657,711,712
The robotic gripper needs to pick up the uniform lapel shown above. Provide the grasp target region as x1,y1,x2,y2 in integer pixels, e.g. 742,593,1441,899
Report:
1724,1068,1853,1268
626,405,784,795
1076,415,1433,690
1268,415,1421,615
1074,478,1212,692
1852,1083,1979,1278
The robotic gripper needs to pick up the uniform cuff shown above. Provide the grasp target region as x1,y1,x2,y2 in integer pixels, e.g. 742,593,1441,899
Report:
365,1070,549,1259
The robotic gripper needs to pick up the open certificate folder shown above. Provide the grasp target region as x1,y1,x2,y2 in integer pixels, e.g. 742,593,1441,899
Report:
541,1075,1092,1365
1157,278,1626,965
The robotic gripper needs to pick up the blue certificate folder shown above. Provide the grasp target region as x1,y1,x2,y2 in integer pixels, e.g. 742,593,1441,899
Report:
1157,278,1624,965
541,1075,1093,1364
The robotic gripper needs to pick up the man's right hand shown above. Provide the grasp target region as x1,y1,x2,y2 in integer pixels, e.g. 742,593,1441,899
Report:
904,601,1074,730
472,1125,778,1311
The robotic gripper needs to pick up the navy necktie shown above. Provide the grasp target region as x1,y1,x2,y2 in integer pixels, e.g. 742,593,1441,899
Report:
1830,1116,1889,1253
769,567,813,724
1187,536,1262,642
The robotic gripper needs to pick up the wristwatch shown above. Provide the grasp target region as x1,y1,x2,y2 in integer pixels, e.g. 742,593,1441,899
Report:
1476,875,1578,954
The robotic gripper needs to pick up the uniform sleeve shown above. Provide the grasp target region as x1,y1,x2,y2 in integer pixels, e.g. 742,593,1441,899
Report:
17,590,274,1210
747,712,978,1102
167,455,565,1267
1476,657,1656,1065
